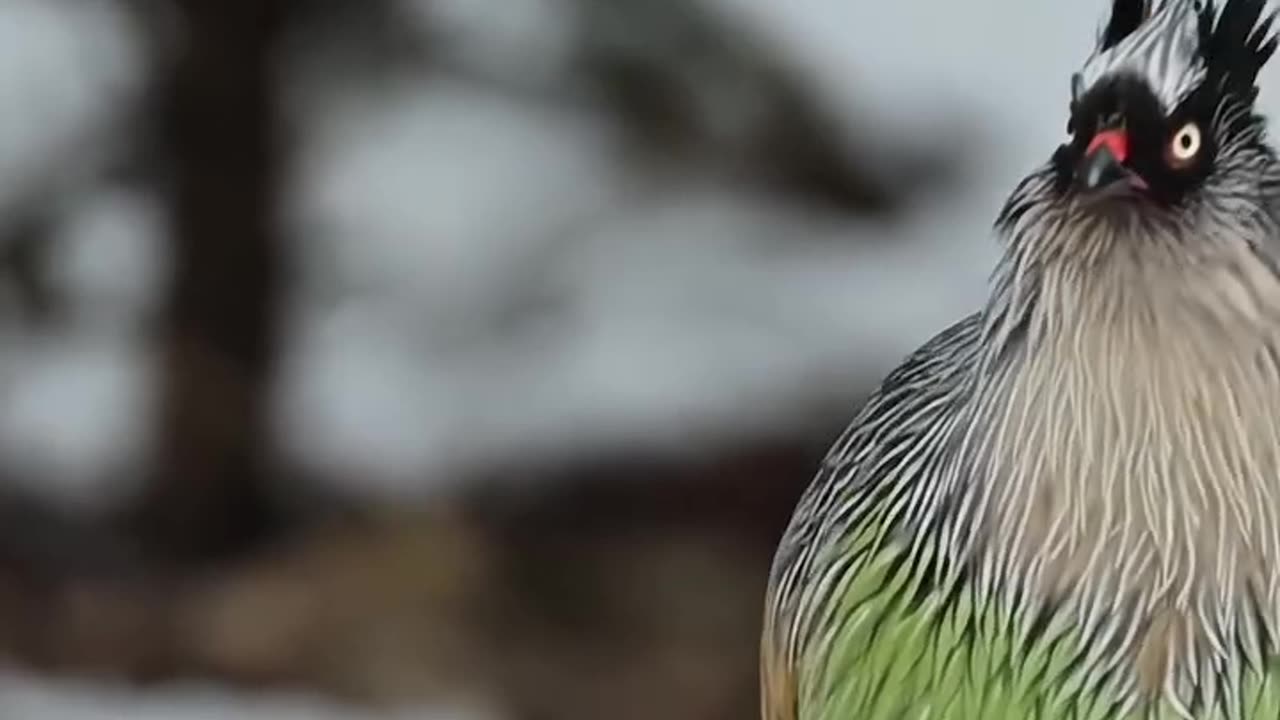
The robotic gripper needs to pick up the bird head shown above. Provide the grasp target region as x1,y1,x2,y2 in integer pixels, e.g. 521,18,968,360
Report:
998,0,1269,229
987,0,1280,349
1049,0,1277,210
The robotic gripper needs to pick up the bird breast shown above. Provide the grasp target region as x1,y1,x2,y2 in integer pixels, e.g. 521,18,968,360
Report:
976,237,1280,703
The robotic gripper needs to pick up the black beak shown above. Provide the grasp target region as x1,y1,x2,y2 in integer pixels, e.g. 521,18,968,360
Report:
1076,143,1128,192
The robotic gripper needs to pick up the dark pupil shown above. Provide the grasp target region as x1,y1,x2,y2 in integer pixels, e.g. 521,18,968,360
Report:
1179,132,1193,149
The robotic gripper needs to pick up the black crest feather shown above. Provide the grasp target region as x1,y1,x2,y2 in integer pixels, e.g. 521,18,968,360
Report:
1101,0,1152,50
1199,0,1279,99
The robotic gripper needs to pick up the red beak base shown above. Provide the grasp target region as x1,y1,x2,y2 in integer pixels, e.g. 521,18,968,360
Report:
1078,128,1145,193
1085,129,1129,163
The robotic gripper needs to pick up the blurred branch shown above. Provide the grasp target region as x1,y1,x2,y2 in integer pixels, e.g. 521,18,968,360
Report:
0,206,60,330
126,0,293,562
571,0,963,218
415,0,964,221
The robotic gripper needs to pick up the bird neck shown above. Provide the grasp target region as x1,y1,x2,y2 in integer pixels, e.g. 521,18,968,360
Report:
970,231,1280,706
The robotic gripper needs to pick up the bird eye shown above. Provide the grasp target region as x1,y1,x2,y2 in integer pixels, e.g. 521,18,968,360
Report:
1168,122,1202,166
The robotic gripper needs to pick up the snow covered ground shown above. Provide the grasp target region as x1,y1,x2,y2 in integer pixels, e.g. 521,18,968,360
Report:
0,669,496,720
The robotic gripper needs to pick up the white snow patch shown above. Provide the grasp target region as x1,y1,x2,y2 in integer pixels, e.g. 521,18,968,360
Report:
0,669,499,720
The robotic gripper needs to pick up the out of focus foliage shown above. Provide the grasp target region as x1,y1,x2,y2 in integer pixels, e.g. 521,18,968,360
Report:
0,0,1004,718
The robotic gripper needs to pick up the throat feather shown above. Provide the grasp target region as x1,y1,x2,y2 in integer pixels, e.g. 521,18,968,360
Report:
978,247,1280,705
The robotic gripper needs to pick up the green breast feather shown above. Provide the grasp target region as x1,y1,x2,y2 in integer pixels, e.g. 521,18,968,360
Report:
769,313,1280,720
800,525,1280,720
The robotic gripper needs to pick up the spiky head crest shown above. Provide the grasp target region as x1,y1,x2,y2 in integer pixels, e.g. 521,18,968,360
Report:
1075,0,1277,113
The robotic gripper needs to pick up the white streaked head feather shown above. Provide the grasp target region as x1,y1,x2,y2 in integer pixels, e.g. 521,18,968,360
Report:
1077,0,1206,112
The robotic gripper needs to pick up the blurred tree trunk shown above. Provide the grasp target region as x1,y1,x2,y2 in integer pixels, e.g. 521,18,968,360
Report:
129,0,292,562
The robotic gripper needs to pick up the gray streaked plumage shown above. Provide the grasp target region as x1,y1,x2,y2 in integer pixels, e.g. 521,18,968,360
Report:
1079,0,1205,113
762,1,1280,718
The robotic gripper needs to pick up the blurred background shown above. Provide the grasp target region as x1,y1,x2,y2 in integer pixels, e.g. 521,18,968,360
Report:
0,1,1250,718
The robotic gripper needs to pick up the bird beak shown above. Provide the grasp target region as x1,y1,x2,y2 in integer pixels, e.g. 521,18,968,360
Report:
1076,127,1146,194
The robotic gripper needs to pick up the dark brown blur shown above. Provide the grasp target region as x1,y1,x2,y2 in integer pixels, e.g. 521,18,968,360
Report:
0,0,1029,718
